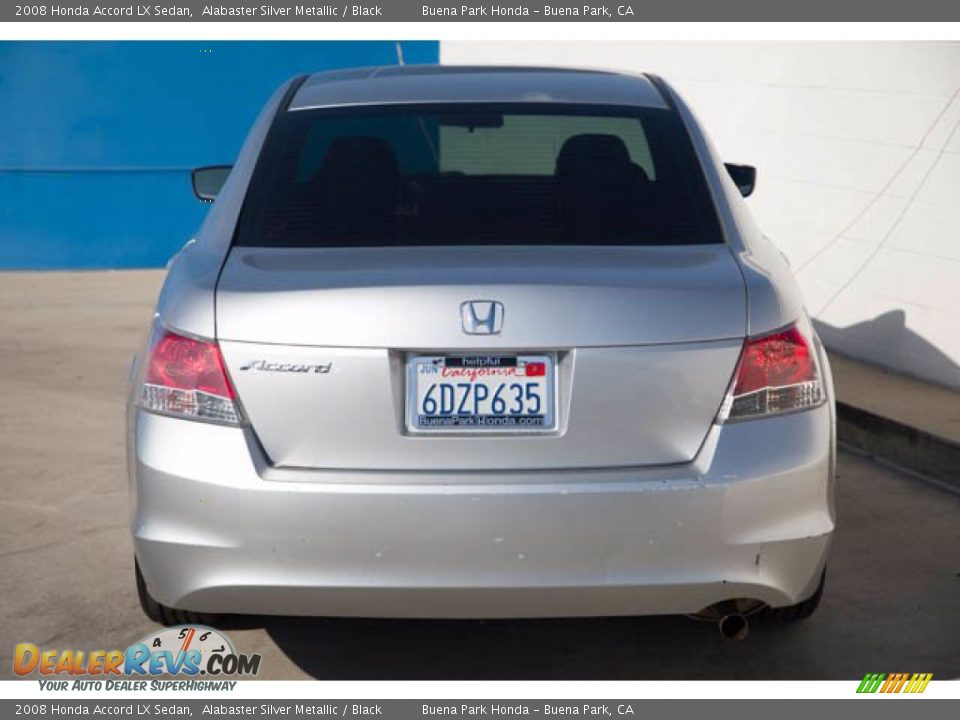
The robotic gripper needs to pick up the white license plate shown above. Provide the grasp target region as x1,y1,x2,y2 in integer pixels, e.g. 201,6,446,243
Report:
406,354,556,432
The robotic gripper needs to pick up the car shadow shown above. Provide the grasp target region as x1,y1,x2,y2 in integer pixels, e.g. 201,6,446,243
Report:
217,613,817,680
814,311,960,390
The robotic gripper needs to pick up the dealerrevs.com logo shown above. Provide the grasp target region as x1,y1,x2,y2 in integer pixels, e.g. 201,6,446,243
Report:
13,626,261,686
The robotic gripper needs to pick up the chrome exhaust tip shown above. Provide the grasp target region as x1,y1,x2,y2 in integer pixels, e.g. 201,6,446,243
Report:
718,613,749,641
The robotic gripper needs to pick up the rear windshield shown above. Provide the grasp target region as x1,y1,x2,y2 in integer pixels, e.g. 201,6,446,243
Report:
235,104,723,248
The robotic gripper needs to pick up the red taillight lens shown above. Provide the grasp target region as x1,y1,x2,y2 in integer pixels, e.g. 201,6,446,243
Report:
139,329,240,424
145,331,235,398
733,326,814,395
719,323,824,422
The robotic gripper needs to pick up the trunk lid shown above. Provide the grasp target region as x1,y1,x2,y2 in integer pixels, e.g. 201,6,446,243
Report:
216,245,745,471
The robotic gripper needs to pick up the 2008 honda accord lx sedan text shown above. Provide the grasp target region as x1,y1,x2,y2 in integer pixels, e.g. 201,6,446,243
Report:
127,65,835,637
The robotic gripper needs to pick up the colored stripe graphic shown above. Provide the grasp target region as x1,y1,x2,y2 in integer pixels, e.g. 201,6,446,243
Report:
857,673,885,693
857,672,931,694
907,674,933,694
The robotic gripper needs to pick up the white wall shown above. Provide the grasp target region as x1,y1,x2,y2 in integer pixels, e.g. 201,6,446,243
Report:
442,42,960,389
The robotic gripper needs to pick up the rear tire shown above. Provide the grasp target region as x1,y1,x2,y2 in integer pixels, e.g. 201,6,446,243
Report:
135,558,220,627
760,569,825,622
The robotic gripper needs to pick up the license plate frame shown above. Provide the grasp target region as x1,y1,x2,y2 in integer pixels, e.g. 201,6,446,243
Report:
405,353,557,434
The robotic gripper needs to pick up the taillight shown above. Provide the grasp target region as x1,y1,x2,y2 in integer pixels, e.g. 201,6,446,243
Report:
718,322,824,422
139,328,241,425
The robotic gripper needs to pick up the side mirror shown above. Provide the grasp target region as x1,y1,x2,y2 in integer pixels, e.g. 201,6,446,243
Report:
191,165,232,202
724,163,756,198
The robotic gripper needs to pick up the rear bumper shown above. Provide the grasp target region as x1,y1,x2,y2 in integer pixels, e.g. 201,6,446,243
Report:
129,404,835,618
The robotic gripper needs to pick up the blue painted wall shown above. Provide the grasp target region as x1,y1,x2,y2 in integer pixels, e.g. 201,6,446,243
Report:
0,41,439,269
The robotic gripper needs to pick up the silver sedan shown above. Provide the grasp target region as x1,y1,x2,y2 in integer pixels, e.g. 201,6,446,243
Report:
128,66,835,638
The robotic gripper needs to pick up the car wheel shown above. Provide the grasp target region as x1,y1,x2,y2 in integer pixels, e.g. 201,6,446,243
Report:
761,569,825,622
135,558,220,627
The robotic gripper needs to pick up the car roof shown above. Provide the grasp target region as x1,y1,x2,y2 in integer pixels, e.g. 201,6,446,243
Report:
289,65,669,111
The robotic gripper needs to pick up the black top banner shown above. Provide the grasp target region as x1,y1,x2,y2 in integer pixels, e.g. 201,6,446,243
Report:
6,0,960,21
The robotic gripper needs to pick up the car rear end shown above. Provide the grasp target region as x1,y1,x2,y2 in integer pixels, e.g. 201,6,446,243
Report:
128,68,835,620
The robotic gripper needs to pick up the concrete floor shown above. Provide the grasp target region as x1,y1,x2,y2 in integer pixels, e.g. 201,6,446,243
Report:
1,271,958,680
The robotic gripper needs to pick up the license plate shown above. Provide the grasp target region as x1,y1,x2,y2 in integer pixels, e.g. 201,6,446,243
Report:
406,354,556,432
